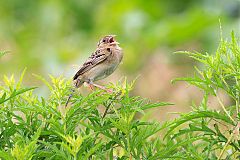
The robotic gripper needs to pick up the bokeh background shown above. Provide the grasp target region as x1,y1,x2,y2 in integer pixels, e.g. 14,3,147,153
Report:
0,0,239,121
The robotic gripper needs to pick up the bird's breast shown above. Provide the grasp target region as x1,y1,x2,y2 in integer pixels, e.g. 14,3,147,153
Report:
84,47,123,82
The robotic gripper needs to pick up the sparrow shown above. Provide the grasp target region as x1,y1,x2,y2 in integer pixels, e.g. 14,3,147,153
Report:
73,35,123,89
65,35,123,106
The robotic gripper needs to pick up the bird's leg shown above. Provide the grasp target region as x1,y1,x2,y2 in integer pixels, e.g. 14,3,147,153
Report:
85,80,94,90
87,82,94,90
88,83,94,90
92,83,112,93
91,83,106,90
88,80,112,93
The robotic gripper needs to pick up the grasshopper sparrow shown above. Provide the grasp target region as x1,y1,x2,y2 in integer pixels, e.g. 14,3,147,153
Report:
73,35,123,90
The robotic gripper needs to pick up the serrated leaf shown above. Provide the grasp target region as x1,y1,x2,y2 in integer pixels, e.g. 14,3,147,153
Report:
0,87,37,104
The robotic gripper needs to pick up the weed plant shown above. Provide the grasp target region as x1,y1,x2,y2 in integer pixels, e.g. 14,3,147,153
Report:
0,32,239,159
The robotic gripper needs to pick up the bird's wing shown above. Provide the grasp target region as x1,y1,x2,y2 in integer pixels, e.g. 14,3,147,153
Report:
73,48,111,80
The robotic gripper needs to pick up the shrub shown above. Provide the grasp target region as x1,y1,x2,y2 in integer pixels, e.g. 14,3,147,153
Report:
0,72,173,159
170,32,240,159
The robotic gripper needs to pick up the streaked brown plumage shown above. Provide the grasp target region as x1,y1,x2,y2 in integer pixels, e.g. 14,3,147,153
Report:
73,35,123,89
65,35,123,107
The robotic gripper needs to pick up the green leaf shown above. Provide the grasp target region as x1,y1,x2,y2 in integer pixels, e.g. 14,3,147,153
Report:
164,110,235,139
0,87,37,104
0,150,13,160
32,74,53,90
16,68,27,89
150,136,205,160
140,102,174,110
83,142,102,160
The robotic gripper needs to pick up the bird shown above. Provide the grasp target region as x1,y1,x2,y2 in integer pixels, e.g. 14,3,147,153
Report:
65,35,123,107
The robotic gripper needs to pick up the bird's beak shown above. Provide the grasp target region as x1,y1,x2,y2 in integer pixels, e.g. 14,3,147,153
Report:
111,41,120,45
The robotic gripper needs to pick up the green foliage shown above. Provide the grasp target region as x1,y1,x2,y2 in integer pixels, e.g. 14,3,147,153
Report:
1,32,240,159
0,71,174,159
171,32,240,159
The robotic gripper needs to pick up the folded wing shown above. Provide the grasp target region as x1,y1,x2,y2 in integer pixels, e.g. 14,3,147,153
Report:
73,48,110,80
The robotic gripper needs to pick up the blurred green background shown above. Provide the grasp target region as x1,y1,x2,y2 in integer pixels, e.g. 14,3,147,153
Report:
0,0,239,120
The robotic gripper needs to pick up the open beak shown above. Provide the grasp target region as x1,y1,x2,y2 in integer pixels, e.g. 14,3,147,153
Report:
111,41,120,45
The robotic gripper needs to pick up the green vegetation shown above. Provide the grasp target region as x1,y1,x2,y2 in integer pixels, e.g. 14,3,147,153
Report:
0,33,239,159
171,32,240,159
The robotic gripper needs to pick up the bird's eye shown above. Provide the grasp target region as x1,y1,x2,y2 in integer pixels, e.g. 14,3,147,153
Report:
102,39,106,43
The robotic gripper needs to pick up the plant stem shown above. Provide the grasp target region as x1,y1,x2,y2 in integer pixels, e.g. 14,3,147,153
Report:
102,102,111,118
216,93,235,123
235,77,239,115
217,129,234,160
127,134,132,160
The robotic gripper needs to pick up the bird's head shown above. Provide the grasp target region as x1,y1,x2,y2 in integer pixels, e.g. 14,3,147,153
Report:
97,35,119,47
